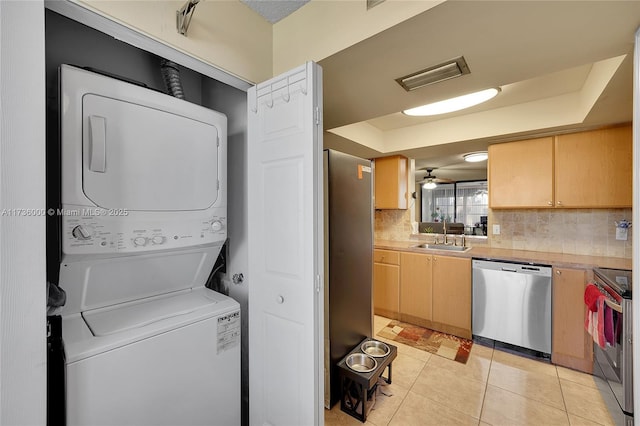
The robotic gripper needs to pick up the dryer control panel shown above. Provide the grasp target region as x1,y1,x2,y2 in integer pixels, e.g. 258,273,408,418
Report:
61,204,226,255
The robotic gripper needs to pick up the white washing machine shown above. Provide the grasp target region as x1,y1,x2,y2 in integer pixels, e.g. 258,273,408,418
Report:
57,65,239,425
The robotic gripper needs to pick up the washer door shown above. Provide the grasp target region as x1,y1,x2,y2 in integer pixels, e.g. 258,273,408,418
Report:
82,93,219,211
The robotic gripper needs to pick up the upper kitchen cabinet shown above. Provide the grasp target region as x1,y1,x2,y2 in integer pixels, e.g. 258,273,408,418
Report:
555,126,632,208
374,155,408,210
489,137,554,208
489,125,632,209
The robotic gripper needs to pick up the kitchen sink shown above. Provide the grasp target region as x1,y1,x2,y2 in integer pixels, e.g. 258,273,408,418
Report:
413,243,471,252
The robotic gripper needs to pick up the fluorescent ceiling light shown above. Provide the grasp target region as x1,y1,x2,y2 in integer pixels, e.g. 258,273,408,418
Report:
463,152,488,162
403,87,501,116
423,181,437,190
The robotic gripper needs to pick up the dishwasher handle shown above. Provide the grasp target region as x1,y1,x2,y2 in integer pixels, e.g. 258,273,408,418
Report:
473,259,552,277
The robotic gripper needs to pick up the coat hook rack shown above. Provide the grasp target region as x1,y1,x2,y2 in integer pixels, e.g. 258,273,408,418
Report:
177,0,200,36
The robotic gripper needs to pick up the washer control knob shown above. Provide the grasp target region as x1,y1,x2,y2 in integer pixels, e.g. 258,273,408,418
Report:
72,225,92,240
151,236,166,245
133,237,147,247
211,220,223,232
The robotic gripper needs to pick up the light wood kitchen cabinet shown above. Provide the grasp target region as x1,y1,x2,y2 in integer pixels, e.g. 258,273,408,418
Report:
489,136,554,208
551,267,593,374
395,251,471,339
489,125,632,209
399,252,432,325
373,249,400,319
374,155,408,210
555,126,632,208
432,255,472,338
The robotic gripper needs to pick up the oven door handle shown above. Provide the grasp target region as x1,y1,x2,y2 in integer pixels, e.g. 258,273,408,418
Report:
604,298,623,313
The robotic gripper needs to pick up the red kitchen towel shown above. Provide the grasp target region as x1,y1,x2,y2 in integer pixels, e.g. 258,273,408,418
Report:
584,284,601,312
593,296,606,348
584,294,606,348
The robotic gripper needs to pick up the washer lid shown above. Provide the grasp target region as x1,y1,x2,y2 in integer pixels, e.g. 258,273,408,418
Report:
82,289,219,337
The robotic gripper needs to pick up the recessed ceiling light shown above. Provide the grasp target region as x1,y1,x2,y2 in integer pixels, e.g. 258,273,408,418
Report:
463,152,488,162
403,87,501,116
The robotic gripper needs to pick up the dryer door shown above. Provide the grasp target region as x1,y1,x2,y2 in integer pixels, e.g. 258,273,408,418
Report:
82,93,219,211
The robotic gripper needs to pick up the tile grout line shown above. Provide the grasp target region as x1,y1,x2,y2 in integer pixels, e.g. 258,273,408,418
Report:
384,354,430,426
477,346,495,425
554,366,572,425
410,353,490,423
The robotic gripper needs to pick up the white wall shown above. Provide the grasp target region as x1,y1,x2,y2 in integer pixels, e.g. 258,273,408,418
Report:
273,0,443,74
77,0,442,83
76,0,273,83
0,1,47,424
632,25,639,426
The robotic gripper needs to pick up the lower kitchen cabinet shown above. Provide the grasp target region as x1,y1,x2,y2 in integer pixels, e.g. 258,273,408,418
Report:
432,255,472,338
399,252,432,325
373,249,400,319
396,251,471,339
551,267,593,373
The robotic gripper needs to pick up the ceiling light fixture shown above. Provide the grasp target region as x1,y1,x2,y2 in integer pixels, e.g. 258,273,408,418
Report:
423,181,437,190
463,152,488,162
403,87,501,116
396,56,470,92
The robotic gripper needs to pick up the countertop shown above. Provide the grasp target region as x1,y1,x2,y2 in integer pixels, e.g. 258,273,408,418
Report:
375,239,632,270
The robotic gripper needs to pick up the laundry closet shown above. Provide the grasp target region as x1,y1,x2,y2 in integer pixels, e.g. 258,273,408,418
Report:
44,9,249,425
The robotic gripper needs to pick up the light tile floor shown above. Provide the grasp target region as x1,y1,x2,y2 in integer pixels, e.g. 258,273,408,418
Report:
325,315,615,426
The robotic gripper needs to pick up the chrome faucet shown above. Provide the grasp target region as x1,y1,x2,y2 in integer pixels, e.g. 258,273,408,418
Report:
442,218,448,245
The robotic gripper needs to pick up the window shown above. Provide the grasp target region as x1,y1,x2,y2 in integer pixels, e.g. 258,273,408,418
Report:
421,181,488,234
455,181,488,229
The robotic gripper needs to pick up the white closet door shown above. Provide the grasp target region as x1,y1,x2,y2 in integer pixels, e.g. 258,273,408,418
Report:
248,62,324,425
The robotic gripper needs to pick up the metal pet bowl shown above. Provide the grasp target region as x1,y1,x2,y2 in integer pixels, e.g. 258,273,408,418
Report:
360,340,390,358
346,353,377,373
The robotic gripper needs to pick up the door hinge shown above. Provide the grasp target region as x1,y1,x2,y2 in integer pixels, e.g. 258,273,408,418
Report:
217,135,220,147
314,106,320,126
217,179,220,190
315,275,321,293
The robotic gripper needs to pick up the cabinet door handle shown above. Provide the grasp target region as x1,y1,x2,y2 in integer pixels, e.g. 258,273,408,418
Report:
547,201,553,206
556,201,563,206
556,270,561,275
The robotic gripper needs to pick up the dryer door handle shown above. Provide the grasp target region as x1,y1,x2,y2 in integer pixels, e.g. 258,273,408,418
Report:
89,115,106,173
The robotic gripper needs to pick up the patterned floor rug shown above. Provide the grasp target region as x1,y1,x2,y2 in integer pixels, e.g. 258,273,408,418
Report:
377,320,473,364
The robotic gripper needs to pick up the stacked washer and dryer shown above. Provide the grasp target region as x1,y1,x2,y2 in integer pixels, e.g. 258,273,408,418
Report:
56,64,240,425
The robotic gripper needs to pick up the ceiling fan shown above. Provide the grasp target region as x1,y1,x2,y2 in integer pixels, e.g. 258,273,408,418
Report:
416,168,454,189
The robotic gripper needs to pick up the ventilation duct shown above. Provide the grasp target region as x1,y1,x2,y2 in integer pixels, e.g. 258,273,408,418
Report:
160,59,185,100
396,56,470,91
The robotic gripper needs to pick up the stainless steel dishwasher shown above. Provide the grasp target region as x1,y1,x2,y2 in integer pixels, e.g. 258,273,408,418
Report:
472,259,552,354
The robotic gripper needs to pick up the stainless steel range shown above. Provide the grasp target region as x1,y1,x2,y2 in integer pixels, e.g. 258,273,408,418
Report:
591,267,633,426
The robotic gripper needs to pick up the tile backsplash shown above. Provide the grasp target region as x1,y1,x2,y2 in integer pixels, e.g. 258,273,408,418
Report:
489,209,632,258
374,209,415,241
374,208,633,259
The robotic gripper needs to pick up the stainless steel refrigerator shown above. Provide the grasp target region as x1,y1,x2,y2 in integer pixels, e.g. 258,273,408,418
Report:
323,149,373,408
